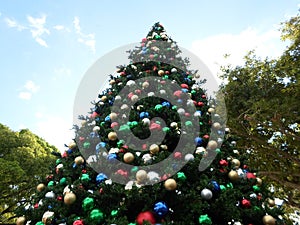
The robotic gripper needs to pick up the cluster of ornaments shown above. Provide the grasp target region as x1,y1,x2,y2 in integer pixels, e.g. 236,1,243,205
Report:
15,22,283,225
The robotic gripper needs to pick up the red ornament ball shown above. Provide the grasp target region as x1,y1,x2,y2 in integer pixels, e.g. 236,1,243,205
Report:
136,211,156,225
241,199,251,208
73,219,84,225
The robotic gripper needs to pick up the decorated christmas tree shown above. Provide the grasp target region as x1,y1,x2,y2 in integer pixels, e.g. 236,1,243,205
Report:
15,23,288,225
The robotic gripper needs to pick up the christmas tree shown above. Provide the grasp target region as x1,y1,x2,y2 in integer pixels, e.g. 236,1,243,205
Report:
15,22,288,225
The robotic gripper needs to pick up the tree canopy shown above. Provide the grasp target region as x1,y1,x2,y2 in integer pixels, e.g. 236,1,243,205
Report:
0,123,58,223
219,13,300,209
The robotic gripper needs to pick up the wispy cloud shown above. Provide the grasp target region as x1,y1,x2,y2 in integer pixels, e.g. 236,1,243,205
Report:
4,17,27,31
18,80,40,100
27,14,50,47
4,14,50,47
73,16,96,53
190,27,287,77
53,25,65,30
18,92,32,100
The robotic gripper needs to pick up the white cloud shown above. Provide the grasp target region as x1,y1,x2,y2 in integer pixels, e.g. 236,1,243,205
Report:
4,17,26,31
34,115,75,150
24,80,40,93
18,92,32,100
190,27,287,77
73,16,96,53
53,25,65,30
27,14,50,47
18,80,40,100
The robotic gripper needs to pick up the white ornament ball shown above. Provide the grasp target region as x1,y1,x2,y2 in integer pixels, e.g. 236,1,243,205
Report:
148,92,155,97
160,89,166,95
115,95,122,101
177,108,185,115
126,80,136,86
208,108,215,113
121,104,129,110
142,81,149,89
184,153,195,161
147,171,160,183
110,112,118,120
170,122,178,128
201,188,213,200
142,118,151,126
42,211,54,224
171,68,177,73
142,153,152,163
93,126,100,132
45,191,55,198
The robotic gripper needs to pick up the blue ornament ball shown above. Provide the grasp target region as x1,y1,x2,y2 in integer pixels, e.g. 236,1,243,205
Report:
194,137,203,146
96,173,108,184
154,202,168,217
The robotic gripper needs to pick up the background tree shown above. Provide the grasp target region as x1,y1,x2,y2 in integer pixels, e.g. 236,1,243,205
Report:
219,13,300,212
0,123,58,223
14,22,290,225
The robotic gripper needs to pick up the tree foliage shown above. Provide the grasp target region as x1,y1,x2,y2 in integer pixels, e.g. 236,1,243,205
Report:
0,123,58,223
219,13,300,209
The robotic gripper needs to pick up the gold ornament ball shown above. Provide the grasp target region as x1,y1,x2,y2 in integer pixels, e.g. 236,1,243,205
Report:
123,152,135,163
256,177,263,186
110,112,118,120
208,108,215,113
164,178,177,191
149,144,160,154
228,170,239,182
68,141,77,149
108,132,118,141
262,215,276,225
109,79,115,85
37,183,45,192
64,192,76,205
136,170,148,183
268,199,275,207
158,70,165,76
101,96,107,102
16,216,26,225
207,140,218,150
231,159,241,168
142,81,149,89
131,95,139,102
212,122,222,130
74,156,84,165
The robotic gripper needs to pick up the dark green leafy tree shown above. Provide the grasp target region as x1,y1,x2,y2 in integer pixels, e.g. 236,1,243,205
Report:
15,23,290,225
219,13,300,211
0,123,58,223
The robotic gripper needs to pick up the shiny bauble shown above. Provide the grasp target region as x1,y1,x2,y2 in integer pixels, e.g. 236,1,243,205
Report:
108,132,118,141
45,191,55,198
64,192,76,205
171,68,177,73
110,112,118,120
142,81,149,89
207,108,215,113
231,159,241,168
170,122,178,128
207,140,218,150
201,188,213,200
212,122,221,130
42,211,54,224
158,70,165,76
268,199,275,207
68,141,77,149
262,215,276,225
136,211,156,225
256,177,263,186
142,118,150,126
123,152,135,163
131,94,139,102
136,170,148,183
16,216,26,225
185,153,194,161
93,126,100,132
164,178,177,191
228,170,239,182
149,144,159,154
37,183,45,192
74,156,84,165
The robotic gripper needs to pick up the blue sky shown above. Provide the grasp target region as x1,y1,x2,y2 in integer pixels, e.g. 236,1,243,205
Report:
0,0,299,150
